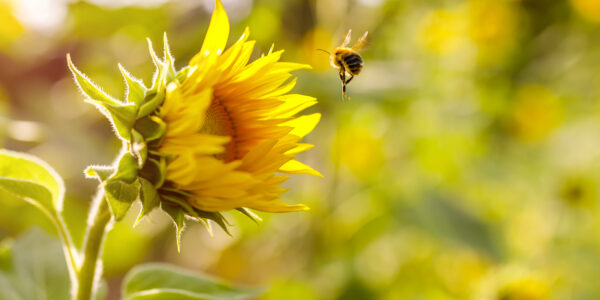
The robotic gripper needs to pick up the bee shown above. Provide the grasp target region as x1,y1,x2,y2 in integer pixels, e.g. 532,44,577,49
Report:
319,29,368,101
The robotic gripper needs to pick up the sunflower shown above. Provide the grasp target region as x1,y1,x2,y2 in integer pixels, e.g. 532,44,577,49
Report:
67,0,320,242
157,0,321,215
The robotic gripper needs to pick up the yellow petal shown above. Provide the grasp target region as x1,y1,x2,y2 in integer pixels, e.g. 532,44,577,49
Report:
199,0,229,58
284,113,321,138
285,143,314,155
269,94,317,118
279,159,323,177
248,199,309,213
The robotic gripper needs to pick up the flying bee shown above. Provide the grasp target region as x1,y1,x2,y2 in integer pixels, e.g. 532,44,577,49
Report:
319,29,368,101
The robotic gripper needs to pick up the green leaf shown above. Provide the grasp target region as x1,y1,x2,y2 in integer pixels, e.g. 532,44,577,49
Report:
0,179,54,216
104,179,140,221
67,54,120,106
113,152,138,184
0,149,65,218
119,63,147,106
122,263,263,300
0,229,107,300
85,165,115,182
136,178,160,225
0,239,13,271
0,228,70,300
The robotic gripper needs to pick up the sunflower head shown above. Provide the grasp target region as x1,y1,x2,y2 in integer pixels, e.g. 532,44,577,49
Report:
67,0,320,249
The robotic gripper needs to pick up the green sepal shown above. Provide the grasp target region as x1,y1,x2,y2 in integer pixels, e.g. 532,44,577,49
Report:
113,152,138,184
69,55,137,140
131,130,148,168
67,54,120,106
84,165,114,182
138,157,166,188
194,209,231,236
175,65,193,84
137,90,166,119
236,207,262,224
104,178,140,221
134,115,166,142
86,99,137,141
138,39,169,119
162,32,177,81
118,63,147,106
135,178,160,226
147,38,162,74
161,203,185,252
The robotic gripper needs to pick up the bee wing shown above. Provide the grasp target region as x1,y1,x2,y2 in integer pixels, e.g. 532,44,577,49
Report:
352,31,369,51
340,29,352,47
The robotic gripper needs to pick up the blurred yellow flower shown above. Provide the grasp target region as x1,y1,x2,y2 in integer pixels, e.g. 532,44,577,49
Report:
510,85,563,142
497,278,550,300
158,0,321,213
570,0,600,22
478,267,553,300
467,0,519,64
419,9,466,55
336,125,384,179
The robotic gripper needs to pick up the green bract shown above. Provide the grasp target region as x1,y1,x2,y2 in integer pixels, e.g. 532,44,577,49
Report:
68,35,230,248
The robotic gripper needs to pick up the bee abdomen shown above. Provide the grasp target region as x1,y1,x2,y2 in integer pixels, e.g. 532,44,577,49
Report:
343,53,363,75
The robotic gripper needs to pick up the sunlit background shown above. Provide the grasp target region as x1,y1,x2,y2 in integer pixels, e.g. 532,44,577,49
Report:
2,0,600,298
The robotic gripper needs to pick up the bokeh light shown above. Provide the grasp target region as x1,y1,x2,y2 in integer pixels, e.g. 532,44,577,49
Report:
2,0,600,298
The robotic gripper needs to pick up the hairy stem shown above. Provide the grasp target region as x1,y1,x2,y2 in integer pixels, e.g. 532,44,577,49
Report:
73,189,112,300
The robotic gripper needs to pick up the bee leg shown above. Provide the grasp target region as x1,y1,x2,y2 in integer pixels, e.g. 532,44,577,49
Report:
339,69,347,101
342,74,354,101
345,74,354,85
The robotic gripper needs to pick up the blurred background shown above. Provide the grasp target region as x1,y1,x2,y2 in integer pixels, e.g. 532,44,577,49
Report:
2,0,600,298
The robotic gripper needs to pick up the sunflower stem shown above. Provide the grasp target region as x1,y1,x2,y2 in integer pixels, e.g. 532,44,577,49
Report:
73,188,112,300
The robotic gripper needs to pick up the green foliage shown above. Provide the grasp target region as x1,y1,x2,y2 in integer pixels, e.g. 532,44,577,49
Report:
160,203,186,252
0,150,64,221
137,178,160,225
119,63,148,106
67,54,138,141
134,116,166,143
104,179,141,221
122,263,263,300
68,34,235,245
67,34,178,225
0,229,71,300
85,152,144,221
85,165,115,182
0,229,107,300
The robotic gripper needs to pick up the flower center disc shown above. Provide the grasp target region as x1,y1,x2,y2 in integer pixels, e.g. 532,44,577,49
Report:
201,98,236,162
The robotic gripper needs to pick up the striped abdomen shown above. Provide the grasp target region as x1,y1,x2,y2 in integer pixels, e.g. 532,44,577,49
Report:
341,52,363,75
